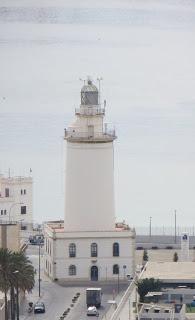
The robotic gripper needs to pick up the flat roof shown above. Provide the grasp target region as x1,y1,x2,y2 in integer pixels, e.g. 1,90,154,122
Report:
141,262,195,283
145,292,163,297
45,221,132,233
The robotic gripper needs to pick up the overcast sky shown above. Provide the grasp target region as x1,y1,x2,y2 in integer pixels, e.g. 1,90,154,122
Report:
0,0,195,230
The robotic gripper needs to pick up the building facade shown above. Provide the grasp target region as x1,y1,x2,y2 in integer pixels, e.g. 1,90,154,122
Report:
44,221,135,281
44,78,135,281
0,175,33,230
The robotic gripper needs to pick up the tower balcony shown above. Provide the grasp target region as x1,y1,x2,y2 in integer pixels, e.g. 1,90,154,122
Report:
64,128,116,143
75,106,105,116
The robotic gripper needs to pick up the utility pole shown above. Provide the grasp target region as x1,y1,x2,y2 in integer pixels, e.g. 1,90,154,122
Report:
97,77,103,105
174,210,177,244
149,216,152,237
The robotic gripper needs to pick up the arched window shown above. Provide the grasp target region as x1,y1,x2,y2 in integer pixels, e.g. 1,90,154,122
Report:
113,264,119,274
91,243,98,257
69,243,76,257
69,265,76,276
113,242,119,256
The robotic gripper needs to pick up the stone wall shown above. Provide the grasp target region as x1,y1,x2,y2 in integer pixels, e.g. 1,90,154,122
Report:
136,235,195,249
0,223,20,251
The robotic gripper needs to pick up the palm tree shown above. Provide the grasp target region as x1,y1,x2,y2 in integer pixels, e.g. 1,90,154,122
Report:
10,251,35,319
0,248,12,320
0,248,35,320
11,251,35,291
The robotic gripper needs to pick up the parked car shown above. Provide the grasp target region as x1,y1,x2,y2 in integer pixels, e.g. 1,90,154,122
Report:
34,302,45,313
87,306,99,316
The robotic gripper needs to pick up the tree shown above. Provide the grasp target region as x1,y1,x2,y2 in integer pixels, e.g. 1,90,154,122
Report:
143,249,148,263
136,278,163,302
0,248,35,320
0,248,12,320
10,251,35,319
173,252,178,262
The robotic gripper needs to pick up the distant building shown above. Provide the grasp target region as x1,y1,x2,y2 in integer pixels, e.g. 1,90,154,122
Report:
0,174,33,230
141,261,195,287
44,78,135,281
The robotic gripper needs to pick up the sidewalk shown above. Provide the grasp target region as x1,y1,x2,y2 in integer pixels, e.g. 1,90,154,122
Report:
19,264,50,319
19,285,46,319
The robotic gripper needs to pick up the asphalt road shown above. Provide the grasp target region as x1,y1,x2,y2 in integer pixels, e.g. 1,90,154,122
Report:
21,245,128,320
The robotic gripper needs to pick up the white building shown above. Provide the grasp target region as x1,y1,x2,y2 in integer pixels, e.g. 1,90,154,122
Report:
180,232,190,261
0,174,33,230
44,78,135,282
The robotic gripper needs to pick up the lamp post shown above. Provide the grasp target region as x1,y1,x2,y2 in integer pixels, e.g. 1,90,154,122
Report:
9,203,23,222
13,270,19,320
38,241,41,297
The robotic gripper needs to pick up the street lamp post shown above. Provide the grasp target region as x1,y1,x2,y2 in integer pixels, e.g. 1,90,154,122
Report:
38,241,41,297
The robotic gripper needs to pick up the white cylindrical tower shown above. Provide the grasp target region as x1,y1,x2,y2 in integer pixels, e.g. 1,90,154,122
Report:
64,78,116,232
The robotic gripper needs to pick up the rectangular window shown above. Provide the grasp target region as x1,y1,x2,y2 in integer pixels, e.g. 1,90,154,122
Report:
24,189,26,194
1,210,3,215
4,210,6,215
5,188,9,197
21,206,26,214
21,189,23,195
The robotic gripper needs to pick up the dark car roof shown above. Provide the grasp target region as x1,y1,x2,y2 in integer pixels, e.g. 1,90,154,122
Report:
34,302,45,307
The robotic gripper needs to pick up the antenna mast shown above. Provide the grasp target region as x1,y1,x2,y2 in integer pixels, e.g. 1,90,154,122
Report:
97,77,103,105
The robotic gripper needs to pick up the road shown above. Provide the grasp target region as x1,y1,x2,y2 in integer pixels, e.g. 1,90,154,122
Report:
20,245,128,320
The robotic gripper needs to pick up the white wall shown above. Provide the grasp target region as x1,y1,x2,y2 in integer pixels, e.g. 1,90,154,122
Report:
0,176,33,229
69,114,103,133
44,231,135,281
64,142,115,232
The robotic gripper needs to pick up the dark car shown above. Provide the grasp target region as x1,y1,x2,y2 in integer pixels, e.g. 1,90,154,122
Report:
34,302,45,313
29,235,44,245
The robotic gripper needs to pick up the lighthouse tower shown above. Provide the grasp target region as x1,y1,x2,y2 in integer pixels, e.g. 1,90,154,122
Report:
44,78,135,282
64,78,116,232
